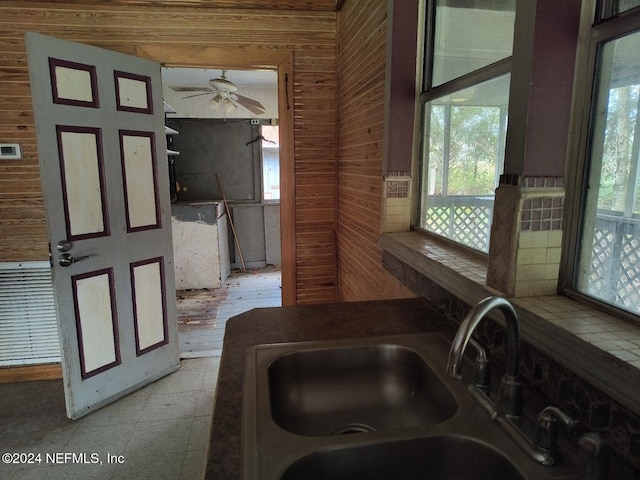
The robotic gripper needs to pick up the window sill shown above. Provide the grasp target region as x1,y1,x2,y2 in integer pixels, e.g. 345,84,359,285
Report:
380,230,640,415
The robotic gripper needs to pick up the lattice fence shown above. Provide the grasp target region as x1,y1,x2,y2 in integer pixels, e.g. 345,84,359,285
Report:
587,214,640,315
422,196,493,252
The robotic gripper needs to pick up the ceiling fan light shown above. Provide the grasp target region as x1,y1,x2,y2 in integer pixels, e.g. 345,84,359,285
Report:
208,97,220,111
224,100,238,114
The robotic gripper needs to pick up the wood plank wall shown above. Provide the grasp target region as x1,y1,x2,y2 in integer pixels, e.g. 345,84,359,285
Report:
0,1,338,304
336,0,414,301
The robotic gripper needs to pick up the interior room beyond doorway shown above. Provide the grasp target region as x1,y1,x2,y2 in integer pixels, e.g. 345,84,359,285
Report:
161,67,282,358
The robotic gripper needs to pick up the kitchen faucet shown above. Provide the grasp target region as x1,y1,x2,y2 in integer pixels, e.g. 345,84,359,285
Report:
447,297,608,475
446,296,523,418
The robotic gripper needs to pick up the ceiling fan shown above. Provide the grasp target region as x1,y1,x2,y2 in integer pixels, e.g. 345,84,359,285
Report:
169,70,266,116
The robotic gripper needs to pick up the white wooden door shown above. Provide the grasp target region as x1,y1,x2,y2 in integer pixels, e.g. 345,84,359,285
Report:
26,32,179,419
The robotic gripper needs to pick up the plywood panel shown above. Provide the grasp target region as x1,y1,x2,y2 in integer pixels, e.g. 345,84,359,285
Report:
0,0,337,304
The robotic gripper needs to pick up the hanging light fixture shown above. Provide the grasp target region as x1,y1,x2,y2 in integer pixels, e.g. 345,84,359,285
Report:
208,95,221,110
224,99,237,114
208,93,237,118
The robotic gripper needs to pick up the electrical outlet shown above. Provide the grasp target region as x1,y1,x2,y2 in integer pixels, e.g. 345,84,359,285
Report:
250,119,260,125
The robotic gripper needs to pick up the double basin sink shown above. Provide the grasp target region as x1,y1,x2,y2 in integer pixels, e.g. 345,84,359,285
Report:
242,333,584,479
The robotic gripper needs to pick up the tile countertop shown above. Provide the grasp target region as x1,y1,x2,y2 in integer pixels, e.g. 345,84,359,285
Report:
204,297,446,480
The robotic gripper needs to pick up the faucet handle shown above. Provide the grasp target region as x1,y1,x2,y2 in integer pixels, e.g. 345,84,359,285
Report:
579,432,608,480
469,338,491,394
534,406,579,451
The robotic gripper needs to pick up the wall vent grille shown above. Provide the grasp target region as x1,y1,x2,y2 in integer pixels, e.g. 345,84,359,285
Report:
0,262,61,366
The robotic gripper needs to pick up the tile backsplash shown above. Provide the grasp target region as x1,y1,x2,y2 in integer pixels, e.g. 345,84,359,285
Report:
521,196,563,231
383,176,411,232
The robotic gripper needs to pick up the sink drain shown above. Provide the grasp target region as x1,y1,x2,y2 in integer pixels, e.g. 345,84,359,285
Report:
330,423,376,435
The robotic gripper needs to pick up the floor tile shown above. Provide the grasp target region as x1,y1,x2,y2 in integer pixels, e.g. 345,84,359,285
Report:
152,369,205,395
137,392,199,422
187,416,212,451
125,418,193,456
111,451,185,480
65,423,136,455
181,449,207,480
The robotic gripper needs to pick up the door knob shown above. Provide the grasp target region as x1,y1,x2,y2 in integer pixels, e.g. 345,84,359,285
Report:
58,253,93,267
57,240,73,252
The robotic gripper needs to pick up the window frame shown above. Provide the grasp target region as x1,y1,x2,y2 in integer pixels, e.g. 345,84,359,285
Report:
416,0,514,254
561,4,640,323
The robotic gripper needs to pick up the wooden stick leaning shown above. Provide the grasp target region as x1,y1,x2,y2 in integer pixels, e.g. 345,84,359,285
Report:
216,172,247,272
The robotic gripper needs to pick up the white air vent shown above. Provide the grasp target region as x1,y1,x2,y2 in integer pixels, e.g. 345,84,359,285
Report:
0,262,61,366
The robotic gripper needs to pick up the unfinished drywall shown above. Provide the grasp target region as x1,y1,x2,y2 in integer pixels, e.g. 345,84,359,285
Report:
171,202,229,289
169,118,261,201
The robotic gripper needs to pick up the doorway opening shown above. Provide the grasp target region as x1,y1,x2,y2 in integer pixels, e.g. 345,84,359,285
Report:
161,67,282,357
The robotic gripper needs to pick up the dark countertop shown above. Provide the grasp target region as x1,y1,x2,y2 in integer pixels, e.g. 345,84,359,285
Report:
204,297,447,479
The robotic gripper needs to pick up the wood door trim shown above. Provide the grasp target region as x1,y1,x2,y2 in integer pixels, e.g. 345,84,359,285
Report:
136,45,296,305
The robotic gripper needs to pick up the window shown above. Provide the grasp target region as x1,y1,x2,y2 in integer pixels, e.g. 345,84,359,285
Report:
573,10,640,317
430,0,516,87
261,125,280,201
418,0,516,252
608,0,640,15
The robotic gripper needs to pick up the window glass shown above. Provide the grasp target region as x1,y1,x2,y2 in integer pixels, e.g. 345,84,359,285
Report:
419,74,510,252
261,125,280,201
577,30,640,315
614,0,640,14
431,0,515,87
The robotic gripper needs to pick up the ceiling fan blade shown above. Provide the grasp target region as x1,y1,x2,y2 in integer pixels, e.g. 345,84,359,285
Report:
233,93,266,115
182,91,214,100
169,86,212,92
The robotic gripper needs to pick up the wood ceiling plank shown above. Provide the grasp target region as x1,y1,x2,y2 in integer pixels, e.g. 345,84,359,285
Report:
15,0,339,11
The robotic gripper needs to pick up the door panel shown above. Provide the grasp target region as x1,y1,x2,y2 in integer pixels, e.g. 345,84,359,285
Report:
119,130,161,230
48,58,99,107
131,258,169,355
72,269,120,378
26,32,179,419
56,126,109,239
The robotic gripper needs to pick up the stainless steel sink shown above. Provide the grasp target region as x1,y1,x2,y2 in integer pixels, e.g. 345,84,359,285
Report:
279,435,526,480
268,343,457,436
242,333,585,480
